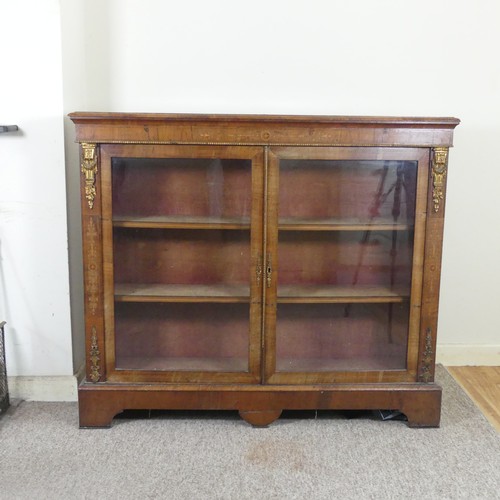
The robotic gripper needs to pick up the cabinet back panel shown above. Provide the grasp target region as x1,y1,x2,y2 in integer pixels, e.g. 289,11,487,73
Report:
113,228,250,285
276,303,408,371
277,231,413,287
112,158,252,218
114,303,249,371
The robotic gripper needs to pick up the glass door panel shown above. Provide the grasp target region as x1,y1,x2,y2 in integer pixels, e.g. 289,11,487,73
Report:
102,147,263,382
268,150,425,381
276,303,409,372
278,159,416,228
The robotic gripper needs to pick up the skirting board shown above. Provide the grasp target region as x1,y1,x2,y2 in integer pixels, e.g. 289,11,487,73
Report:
436,344,500,366
7,364,84,402
8,375,78,402
5,346,499,402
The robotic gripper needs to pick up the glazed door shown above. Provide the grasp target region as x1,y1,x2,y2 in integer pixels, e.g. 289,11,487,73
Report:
100,145,264,383
264,147,430,384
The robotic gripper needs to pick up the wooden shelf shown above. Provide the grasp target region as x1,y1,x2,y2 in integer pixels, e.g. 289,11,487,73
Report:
115,284,409,303
276,355,406,372
113,216,412,231
114,283,250,303
279,217,413,231
277,285,410,303
116,356,248,372
113,215,250,230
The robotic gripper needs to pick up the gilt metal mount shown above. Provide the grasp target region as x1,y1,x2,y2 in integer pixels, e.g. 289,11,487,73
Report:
419,328,434,383
431,148,448,213
81,143,98,209
89,326,101,383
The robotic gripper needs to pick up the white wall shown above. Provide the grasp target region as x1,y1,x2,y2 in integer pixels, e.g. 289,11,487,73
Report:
69,0,499,363
1,0,498,402
0,0,74,398
60,0,87,378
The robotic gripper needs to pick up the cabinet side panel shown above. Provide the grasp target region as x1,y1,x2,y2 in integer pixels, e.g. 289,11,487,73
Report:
418,148,449,382
80,143,106,382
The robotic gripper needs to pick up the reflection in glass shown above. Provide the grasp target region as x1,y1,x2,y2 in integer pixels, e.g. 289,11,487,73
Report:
276,159,417,372
279,160,416,226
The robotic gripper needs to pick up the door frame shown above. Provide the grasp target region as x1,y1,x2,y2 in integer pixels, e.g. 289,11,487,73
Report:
99,144,265,384
264,146,430,384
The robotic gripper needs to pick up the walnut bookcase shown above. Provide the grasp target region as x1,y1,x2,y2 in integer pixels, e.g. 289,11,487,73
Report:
70,113,459,428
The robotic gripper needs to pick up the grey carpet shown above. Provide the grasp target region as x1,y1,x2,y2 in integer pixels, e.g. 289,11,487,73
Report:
0,366,499,500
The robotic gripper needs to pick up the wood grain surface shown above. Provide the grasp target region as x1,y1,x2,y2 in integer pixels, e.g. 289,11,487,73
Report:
448,366,500,432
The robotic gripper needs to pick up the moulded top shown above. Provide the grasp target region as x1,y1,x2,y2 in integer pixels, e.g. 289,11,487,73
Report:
69,112,460,147
69,112,460,128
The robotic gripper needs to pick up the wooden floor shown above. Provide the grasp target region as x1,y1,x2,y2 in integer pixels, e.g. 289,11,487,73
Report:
447,366,500,432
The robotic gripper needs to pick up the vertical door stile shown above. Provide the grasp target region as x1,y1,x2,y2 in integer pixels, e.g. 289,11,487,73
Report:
406,150,430,377
263,147,280,383
249,146,266,382
99,146,117,379
260,146,269,383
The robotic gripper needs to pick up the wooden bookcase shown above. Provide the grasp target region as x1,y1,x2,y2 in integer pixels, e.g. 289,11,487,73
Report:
70,113,459,428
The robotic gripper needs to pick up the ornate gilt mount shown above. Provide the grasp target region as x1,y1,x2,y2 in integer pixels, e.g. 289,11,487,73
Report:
419,328,434,383
81,143,98,209
431,147,448,213
89,326,101,383
256,260,262,285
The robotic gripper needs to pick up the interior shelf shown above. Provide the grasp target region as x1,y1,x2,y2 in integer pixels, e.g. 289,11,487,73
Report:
113,215,251,230
112,216,411,231
277,285,410,303
114,283,409,303
278,217,413,231
116,356,248,372
114,283,251,302
276,355,406,372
